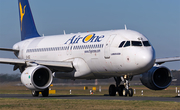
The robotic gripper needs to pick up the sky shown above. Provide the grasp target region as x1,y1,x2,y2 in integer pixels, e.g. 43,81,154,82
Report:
0,0,180,74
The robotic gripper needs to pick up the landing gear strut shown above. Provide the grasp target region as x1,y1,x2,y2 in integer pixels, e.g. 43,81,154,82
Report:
32,90,39,97
109,75,134,97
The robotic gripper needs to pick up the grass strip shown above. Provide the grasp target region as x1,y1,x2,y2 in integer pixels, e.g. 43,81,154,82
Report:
0,98,179,110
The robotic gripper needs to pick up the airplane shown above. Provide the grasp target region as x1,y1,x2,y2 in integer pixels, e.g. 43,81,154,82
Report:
0,0,180,97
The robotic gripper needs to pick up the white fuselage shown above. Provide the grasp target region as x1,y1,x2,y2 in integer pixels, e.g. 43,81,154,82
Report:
13,29,155,79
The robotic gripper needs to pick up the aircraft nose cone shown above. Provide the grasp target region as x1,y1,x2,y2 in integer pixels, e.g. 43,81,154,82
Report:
136,47,155,73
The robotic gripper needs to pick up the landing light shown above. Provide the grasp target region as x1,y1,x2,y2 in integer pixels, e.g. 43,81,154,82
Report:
124,75,127,79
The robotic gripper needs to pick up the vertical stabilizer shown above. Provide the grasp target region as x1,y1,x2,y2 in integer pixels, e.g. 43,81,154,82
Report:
18,0,40,40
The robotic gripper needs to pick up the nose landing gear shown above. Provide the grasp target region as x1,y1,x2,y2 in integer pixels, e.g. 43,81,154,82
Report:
109,75,134,97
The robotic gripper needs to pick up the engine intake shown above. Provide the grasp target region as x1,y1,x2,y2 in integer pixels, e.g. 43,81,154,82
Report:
21,65,53,90
140,65,172,90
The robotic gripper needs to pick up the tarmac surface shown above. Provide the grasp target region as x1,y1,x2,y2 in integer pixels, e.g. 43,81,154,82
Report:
0,94,179,102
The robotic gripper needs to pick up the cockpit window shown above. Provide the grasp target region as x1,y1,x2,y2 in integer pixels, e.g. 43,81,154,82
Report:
124,41,130,47
119,40,150,48
119,41,125,48
132,41,142,46
143,41,151,46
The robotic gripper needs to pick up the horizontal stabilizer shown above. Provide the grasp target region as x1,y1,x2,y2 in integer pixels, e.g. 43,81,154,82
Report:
0,48,19,52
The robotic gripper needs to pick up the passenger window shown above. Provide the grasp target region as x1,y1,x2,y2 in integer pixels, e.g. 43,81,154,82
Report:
143,41,151,46
119,41,125,48
124,41,130,47
132,41,142,46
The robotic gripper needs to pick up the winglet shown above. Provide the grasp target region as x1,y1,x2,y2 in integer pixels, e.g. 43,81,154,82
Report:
18,0,40,41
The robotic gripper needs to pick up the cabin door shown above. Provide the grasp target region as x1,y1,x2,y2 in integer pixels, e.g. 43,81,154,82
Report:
104,35,116,59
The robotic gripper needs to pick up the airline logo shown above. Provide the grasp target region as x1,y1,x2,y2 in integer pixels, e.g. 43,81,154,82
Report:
19,2,26,31
65,34,104,44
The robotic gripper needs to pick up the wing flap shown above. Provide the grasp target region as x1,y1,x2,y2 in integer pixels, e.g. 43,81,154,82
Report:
34,60,73,68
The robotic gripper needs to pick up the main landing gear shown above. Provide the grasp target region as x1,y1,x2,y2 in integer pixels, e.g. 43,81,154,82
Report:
109,75,134,97
31,88,49,97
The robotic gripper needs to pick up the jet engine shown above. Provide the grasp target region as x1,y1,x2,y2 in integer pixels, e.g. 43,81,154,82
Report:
140,65,172,90
21,65,53,91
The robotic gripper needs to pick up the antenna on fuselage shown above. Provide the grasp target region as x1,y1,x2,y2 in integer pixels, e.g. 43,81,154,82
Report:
63,30,66,35
124,24,127,30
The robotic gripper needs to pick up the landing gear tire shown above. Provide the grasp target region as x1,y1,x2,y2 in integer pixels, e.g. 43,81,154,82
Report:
123,88,128,97
128,88,133,97
32,90,39,97
118,85,125,96
109,84,116,96
42,88,49,97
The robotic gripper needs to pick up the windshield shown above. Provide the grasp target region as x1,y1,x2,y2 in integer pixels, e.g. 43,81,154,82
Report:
119,41,125,48
132,41,142,46
124,41,130,47
143,41,151,46
118,40,151,48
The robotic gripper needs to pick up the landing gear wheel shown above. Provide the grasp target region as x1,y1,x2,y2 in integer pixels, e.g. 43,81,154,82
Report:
113,76,134,97
42,88,49,97
128,88,133,97
123,88,128,97
118,85,125,96
32,90,39,97
109,84,116,96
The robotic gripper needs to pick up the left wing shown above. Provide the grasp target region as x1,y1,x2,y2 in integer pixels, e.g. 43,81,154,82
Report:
156,57,180,65
0,48,74,72
0,58,73,72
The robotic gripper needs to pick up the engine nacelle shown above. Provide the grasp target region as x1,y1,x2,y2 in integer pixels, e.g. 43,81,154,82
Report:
21,65,53,91
140,65,172,90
